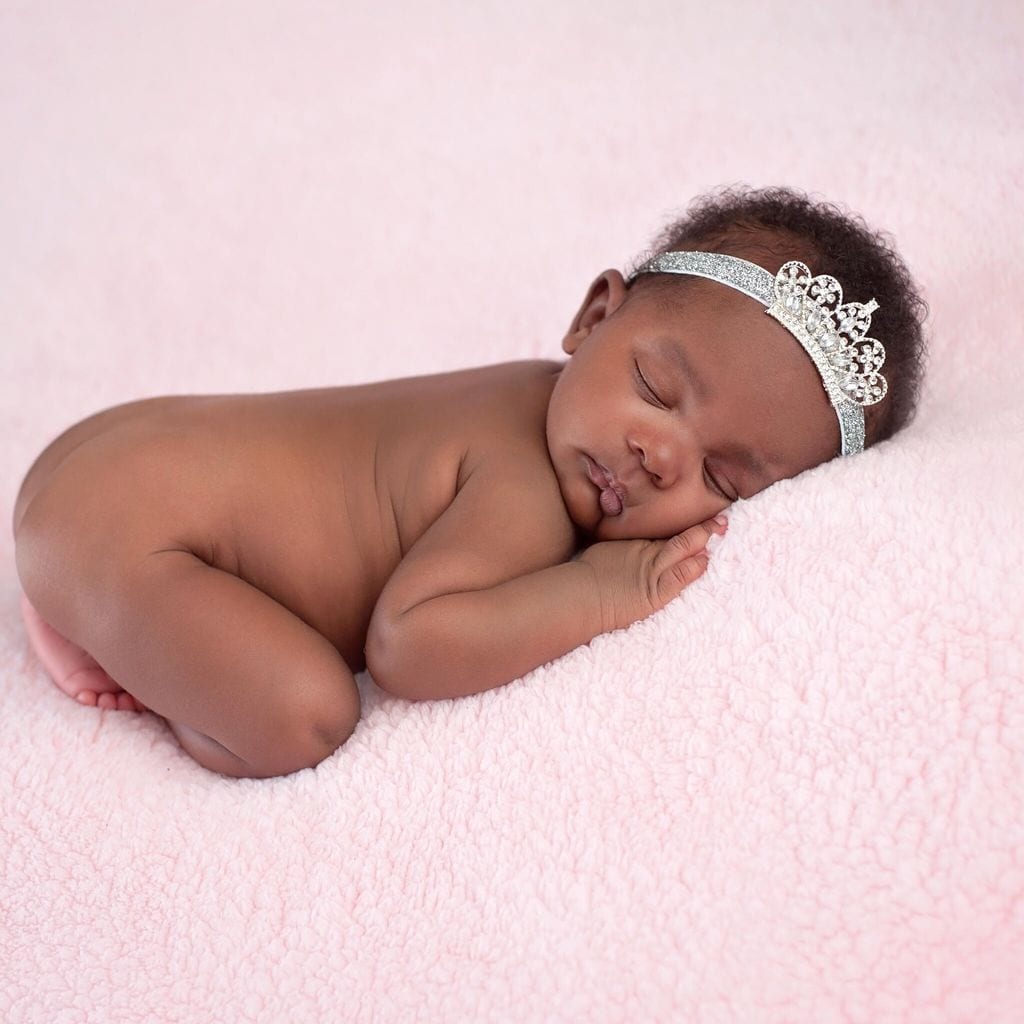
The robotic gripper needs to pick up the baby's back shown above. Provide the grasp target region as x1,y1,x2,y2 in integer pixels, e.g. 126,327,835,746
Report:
14,359,569,671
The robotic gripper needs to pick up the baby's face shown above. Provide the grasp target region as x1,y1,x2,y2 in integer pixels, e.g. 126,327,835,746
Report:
546,269,839,541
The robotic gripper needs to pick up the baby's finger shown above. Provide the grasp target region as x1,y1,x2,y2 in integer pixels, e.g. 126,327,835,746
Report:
660,515,727,564
654,548,710,607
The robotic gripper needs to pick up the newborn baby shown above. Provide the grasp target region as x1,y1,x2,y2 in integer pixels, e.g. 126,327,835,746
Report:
12,185,927,779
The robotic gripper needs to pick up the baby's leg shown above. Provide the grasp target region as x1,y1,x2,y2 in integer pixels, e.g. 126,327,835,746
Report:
17,542,361,779
21,593,146,711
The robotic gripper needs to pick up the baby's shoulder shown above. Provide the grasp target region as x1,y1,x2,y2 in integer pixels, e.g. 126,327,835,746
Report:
454,360,560,466
458,358,562,441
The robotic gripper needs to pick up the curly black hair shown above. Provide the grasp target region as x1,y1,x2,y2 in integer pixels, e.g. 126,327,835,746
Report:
625,185,930,448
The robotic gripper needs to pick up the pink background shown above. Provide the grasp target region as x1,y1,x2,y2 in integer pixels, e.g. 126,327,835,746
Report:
2,3,1023,1022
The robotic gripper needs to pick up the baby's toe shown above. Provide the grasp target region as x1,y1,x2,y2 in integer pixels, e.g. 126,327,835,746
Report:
66,664,123,695
115,692,142,712
75,687,147,712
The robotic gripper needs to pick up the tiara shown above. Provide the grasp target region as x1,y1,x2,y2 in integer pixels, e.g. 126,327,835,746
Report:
626,251,888,456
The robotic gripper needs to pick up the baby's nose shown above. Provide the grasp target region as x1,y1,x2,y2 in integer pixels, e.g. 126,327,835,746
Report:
635,438,691,489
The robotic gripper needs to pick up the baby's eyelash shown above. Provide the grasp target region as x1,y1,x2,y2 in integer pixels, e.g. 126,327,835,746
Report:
704,464,729,500
633,361,664,406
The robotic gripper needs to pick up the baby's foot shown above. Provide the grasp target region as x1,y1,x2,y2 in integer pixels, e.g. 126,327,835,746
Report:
20,593,147,712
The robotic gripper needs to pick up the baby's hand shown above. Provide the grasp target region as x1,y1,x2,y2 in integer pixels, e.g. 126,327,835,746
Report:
575,516,727,634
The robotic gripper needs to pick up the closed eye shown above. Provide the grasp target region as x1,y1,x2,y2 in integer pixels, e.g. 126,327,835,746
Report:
704,463,732,501
633,360,665,407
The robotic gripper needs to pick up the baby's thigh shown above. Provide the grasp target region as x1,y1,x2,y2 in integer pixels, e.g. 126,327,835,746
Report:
108,550,361,774
15,451,359,777
24,539,360,776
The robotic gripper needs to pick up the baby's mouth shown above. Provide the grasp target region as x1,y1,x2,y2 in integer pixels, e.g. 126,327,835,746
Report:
582,454,624,516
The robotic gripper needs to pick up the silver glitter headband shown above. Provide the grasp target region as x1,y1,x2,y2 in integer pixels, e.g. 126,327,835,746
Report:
627,251,888,456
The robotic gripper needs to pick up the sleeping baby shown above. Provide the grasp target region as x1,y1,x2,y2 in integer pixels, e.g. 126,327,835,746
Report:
12,185,928,779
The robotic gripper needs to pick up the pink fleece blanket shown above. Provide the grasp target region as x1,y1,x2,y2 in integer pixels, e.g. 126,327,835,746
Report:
2,3,1022,1021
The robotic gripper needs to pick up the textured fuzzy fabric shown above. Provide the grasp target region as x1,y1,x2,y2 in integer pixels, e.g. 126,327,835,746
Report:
2,3,1023,1022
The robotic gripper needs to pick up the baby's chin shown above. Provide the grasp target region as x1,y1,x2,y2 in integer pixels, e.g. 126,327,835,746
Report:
567,514,608,545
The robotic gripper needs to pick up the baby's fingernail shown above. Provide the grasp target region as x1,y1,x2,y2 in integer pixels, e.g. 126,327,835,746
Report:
713,514,728,528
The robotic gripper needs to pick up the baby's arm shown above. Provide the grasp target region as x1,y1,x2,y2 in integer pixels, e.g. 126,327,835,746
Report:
365,456,723,701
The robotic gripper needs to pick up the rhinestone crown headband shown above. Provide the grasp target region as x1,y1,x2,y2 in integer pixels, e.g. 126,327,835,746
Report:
627,251,888,456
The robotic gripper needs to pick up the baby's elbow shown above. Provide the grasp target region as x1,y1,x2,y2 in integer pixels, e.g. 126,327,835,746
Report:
364,621,426,701
366,655,432,702
364,645,400,698
366,604,475,702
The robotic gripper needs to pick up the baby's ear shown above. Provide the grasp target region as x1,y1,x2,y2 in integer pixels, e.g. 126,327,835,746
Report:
561,270,629,354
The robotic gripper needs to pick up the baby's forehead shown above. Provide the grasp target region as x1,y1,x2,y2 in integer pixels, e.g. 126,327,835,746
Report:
631,277,778,361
